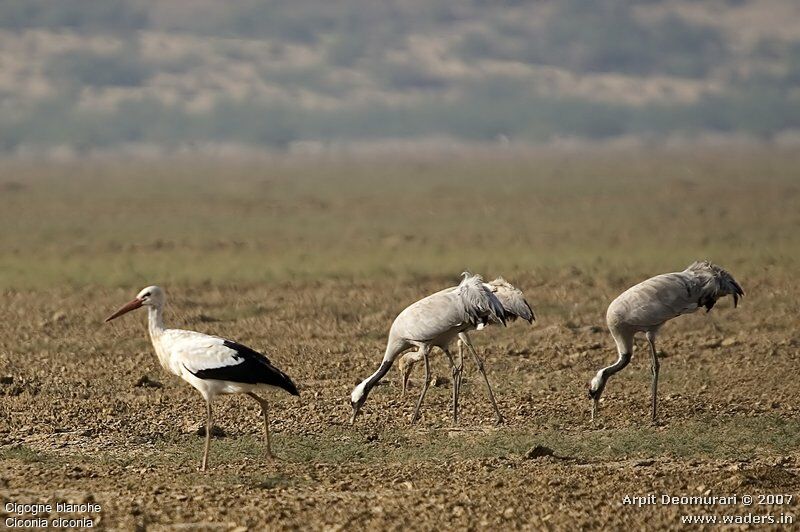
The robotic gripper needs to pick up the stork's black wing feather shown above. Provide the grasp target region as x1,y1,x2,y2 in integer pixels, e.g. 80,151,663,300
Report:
187,340,299,396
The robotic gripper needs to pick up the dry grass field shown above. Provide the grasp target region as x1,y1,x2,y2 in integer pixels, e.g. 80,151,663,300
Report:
1,147,799,529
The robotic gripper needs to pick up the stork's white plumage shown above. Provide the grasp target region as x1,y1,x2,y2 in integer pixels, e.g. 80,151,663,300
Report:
349,272,507,426
105,286,299,471
397,278,535,422
589,261,744,422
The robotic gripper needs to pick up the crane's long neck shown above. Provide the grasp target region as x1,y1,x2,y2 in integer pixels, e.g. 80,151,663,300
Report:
592,327,635,393
599,352,631,382
590,348,632,400
353,340,404,400
355,361,393,400
350,335,409,423
589,350,631,421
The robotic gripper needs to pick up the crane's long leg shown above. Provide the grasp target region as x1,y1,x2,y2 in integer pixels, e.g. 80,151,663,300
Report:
456,339,465,406
400,350,424,397
201,400,212,472
442,347,460,424
248,392,273,459
646,332,660,422
462,337,504,425
411,346,431,424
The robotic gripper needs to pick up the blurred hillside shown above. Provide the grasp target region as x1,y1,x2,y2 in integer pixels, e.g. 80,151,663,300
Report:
1,0,799,154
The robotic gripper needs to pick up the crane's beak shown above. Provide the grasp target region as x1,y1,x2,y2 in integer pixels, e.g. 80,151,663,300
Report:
350,400,362,425
105,297,144,322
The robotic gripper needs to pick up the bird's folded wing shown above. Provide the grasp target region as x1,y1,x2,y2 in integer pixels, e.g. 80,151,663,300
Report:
164,330,299,394
162,330,238,370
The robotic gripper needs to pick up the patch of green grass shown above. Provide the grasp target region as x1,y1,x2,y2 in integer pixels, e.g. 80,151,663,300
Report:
282,434,386,464
169,416,800,468
502,416,800,462
0,445,50,463
4,416,796,481
274,416,800,465
250,475,291,490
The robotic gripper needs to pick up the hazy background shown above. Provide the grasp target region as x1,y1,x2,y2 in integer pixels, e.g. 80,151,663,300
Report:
1,0,800,155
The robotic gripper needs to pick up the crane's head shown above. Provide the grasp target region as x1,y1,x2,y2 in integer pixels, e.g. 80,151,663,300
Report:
588,370,606,421
105,285,165,322
349,359,393,425
349,380,369,425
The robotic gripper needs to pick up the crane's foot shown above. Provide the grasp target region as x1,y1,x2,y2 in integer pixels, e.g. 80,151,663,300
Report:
263,439,275,461
493,415,505,427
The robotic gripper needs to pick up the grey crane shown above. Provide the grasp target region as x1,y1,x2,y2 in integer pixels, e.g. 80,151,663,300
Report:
397,278,534,423
589,260,744,422
350,272,506,425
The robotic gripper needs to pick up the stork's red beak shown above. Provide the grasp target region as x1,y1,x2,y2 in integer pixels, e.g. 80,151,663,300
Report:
105,297,143,322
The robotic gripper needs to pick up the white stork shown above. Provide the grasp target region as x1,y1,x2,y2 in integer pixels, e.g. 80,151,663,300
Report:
397,278,534,423
589,261,744,422
105,285,299,471
350,272,507,426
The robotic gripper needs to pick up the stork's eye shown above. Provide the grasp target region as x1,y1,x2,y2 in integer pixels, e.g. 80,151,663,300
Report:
142,292,151,298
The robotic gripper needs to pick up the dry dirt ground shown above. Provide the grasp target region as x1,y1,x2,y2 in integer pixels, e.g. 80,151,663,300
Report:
1,273,799,530
0,152,799,529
